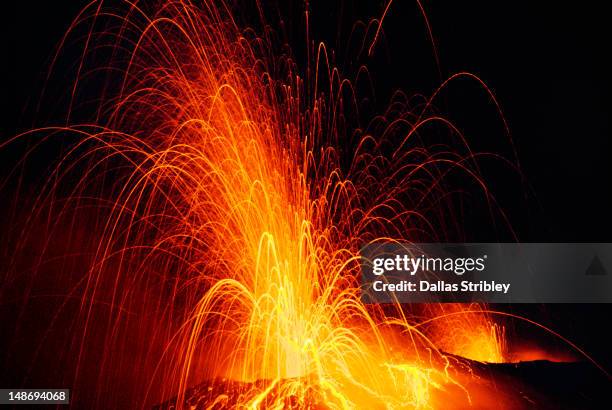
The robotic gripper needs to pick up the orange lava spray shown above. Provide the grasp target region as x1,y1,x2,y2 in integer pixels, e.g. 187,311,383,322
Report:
2,1,519,408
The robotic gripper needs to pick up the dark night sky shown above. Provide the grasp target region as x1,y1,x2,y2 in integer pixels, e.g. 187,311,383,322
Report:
6,1,612,242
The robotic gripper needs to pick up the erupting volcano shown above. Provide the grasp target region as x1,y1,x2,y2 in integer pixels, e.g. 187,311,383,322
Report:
2,1,609,409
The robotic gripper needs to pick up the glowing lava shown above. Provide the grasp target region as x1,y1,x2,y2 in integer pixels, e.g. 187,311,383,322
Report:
4,0,525,408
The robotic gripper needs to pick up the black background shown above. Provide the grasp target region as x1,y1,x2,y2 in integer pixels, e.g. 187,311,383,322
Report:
6,0,612,242
3,0,612,401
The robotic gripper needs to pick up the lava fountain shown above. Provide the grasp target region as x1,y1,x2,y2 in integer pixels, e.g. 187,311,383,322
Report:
3,0,524,408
